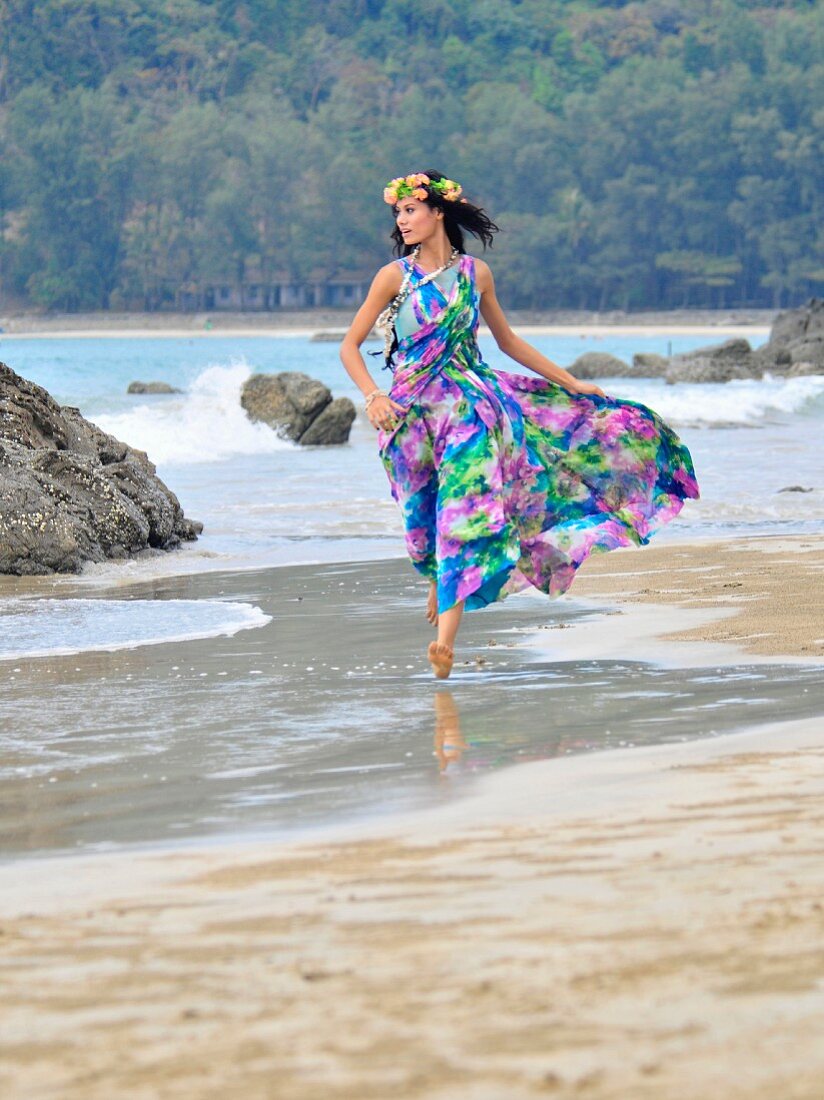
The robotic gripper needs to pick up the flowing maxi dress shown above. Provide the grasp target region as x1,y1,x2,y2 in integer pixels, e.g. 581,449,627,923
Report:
376,253,700,614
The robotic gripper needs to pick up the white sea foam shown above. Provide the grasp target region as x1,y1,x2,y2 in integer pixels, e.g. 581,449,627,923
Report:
0,598,271,661
610,373,824,428
91,362,294,464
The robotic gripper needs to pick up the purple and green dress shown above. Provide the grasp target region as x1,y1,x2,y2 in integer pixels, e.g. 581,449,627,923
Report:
376,253,700,614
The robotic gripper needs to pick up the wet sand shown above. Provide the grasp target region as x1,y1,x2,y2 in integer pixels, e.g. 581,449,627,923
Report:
2,542,822,858
1,534,823,1099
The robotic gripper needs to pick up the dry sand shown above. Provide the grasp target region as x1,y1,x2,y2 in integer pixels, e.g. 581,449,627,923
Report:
563,533,824,663
1,534,823,1100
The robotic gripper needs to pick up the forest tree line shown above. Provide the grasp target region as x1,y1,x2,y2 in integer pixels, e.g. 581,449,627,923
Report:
0,0,822,313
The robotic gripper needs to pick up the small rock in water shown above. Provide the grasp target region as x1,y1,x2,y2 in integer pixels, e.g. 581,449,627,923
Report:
631,352,668,375
777,485,814,493
569,352,633,378
309,331,347,342
240,371,355,445
127,380,183,394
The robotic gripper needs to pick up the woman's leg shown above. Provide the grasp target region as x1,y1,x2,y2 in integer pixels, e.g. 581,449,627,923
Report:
437,599,464,651
428,595,464,678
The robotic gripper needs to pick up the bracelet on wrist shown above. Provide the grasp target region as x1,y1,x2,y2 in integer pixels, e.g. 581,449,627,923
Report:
364,388,386,409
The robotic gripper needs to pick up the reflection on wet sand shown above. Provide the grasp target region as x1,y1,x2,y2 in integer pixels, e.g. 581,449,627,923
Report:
433,691,469,772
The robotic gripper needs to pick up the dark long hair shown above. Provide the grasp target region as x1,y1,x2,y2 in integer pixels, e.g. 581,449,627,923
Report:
389,169,500,256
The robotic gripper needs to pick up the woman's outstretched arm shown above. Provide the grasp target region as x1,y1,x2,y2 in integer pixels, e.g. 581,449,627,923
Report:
476,259,606,398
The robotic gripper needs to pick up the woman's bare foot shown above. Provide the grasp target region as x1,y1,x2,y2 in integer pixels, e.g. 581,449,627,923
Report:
426,583,438,627
427,641,454,680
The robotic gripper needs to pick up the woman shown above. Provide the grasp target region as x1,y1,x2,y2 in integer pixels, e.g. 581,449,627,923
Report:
339,170,700,680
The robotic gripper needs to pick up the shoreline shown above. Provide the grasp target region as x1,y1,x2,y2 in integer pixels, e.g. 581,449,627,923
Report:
0,306,776,340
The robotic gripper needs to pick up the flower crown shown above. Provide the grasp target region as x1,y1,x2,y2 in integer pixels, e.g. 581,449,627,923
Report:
383,173,467,205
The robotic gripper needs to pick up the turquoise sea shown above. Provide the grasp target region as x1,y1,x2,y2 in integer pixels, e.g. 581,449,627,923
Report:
1,330,822,856
3,329,822,580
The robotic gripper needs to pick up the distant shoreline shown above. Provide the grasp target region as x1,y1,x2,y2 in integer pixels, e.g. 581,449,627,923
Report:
0,306,775,342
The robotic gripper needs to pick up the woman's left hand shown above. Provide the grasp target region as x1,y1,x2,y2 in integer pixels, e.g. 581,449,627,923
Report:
367,393,406,431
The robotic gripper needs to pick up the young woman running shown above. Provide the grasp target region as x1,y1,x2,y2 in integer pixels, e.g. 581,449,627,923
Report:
340,170,699,679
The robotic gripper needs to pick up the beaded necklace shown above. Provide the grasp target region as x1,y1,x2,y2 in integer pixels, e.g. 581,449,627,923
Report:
375,243,460,366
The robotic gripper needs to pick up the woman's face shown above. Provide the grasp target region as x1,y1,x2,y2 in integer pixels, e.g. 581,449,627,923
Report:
393,197,441,245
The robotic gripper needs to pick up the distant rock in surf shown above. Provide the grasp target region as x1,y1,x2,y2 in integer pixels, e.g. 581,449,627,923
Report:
127,380,182,394
753,297,824,375
664,338,759,384
567,358,660,385
0,361,203,576
240,372,356,445
569,352,627,378
649,298,824,384
632,353,668,375
310,329,380,342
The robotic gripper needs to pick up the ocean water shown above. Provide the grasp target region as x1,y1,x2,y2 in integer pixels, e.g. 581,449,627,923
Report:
2,330,822,589
1,330,823,856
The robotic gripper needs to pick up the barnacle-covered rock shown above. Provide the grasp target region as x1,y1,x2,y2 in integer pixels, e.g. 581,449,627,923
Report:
0,361,203,575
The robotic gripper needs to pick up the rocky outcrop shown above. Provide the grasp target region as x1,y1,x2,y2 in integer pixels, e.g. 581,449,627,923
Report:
0,361,202,575
664,338,760,384
752,297,824,374
648,299,824,384
127,380,182,394
240,372,356,445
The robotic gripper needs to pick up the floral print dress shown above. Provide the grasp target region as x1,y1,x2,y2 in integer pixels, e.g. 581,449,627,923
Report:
377,253,700,614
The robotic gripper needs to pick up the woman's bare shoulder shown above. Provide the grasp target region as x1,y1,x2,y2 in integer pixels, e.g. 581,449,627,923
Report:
373,258,404,291
470,255,494,292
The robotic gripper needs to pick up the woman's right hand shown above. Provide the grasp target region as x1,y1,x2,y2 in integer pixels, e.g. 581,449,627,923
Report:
367,394,406,431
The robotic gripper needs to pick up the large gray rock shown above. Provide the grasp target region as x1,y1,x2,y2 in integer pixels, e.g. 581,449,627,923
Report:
127,380,182,394
651,299,824,384
664,338,760,384
750,299,824,377
767,298,824,352
299,398,357,445
0,360,202,576
240,372,356,445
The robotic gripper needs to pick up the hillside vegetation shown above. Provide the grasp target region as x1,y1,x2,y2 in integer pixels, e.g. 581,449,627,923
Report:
0,0,821,311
